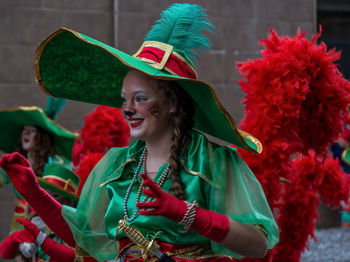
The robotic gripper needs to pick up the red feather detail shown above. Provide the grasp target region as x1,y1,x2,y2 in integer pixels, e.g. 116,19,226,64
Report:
75,152,104,195
235,28,350,261
72,106,130,194
317,157,350,207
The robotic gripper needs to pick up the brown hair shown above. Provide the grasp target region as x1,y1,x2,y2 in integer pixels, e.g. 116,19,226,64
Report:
16,126,55,177
157,80,195,200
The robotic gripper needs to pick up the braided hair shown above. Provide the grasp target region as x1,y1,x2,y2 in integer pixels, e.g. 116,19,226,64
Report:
156,80,195,200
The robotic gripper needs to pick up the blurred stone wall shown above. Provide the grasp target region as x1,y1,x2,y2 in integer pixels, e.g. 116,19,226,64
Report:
0,0,316,260
0,1,114,259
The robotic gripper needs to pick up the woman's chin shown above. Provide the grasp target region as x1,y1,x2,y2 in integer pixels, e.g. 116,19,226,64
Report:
129,131,145,141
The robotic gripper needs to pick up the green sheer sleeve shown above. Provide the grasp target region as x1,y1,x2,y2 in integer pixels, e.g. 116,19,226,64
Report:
208,146,279,257
0,166,11,186
62,147,129,262
0,166,26,200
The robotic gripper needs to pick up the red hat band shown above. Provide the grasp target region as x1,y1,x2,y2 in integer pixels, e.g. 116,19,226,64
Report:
134,41,197,79
43,175,78,194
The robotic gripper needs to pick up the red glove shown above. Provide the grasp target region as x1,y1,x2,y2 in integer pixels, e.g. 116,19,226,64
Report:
41,237,76,262
16,219,40,238
0,229,35,259
17,218,76,262
0,153,75,247
137,173,229,242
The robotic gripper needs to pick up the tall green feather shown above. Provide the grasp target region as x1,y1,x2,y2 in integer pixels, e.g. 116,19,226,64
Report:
45,97,67,120
145,3,214,64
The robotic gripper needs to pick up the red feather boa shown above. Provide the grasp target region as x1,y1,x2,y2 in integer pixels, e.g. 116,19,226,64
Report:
236,28,350,261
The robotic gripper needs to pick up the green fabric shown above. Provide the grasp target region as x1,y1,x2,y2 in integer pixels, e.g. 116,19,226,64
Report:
0,107,77,159
0,167,25,199
62,131,278,261
45,97,67,120
38,155,79,202
342,147,350,165
36,28,260,153
342,210,350,223
0,167,10,186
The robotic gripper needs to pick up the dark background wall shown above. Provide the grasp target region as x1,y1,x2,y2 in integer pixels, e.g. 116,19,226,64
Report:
0,0,316,260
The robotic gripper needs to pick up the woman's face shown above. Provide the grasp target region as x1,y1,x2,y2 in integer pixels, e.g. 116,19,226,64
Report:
21,125,38,151
121,70,174,142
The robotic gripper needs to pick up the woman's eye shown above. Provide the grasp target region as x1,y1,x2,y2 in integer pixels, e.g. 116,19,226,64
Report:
121,97,127,103
136,97,147,102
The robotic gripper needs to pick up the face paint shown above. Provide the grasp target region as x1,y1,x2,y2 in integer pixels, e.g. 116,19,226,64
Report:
149,102,161,119
121,70,173,142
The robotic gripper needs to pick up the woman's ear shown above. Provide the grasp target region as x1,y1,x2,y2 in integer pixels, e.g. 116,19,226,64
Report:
168,100,177,114
169,104,176,113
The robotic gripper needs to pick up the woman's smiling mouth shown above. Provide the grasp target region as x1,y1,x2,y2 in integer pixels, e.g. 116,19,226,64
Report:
128,118,144,128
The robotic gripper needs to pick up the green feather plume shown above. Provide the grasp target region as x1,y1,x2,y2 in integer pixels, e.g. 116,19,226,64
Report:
45,96,67,120
145,3,214,64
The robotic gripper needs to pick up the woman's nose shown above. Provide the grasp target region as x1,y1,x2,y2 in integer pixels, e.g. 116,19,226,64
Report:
123,100,135,117
124,110,134,117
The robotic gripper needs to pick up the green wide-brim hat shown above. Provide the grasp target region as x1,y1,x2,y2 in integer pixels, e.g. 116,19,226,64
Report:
0,106,78,159
342,147,350,165
38,157,80,202
34,27,261,153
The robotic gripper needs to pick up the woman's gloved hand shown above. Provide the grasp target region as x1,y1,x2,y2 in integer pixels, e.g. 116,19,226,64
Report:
0,152,38,199
137,173,229,242
0,229,35,259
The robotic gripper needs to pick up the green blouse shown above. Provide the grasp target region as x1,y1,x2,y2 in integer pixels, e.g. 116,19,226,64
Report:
62,130,279,261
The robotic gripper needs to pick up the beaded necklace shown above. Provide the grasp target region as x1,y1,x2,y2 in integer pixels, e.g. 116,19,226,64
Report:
123,147,170,222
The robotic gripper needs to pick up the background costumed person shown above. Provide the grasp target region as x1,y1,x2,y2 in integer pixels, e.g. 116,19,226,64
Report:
0,159,80,262
330,126,350,227
234,28,350,262
0,97,78,230
0,3,279,261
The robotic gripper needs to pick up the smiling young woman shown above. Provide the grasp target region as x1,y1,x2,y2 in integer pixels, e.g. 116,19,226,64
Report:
1,3,279,261
121,70,175,148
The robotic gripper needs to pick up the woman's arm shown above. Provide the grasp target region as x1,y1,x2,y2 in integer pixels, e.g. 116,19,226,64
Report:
137,173,268,258
220,218,268,257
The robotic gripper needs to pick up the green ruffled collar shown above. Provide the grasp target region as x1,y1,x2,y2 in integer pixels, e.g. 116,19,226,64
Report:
101,130,222,187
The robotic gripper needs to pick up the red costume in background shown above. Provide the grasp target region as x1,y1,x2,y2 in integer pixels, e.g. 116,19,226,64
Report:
235,28,350,262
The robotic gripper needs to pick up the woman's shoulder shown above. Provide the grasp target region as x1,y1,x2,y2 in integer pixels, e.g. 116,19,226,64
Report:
105,146,130,157
188,130,236,158
182,130,238,186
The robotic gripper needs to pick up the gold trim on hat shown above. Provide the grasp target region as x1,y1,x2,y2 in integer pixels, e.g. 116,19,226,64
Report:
341,146,350,165
37,177,79,200
238,130,263,154
40,175,78,192
133,41,173,70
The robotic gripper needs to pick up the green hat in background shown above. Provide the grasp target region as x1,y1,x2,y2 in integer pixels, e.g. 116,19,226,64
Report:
0,97,78,159
34,3,262,153
37,155,80,202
